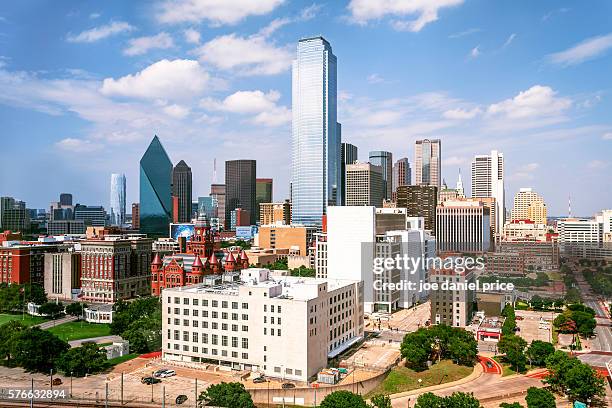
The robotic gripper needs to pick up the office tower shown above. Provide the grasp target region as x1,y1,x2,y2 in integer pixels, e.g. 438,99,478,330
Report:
198,196,217,219
74,204,107,227
430,261,475,327
131,203,140,230
436,200,491,253
255,178,273,223
0,196,30,232
225,160,256,227
230,208,250,230
210,184,226,229
345,162,384,207
140,136,173,235
259,200,292,225
341,142,358,205
291,36,340,226
44,252,81,301
392,158,411,200
369,151,393,200
510,188,547,224
110,173,126,226
59,193,73,206
172,160,193,223
396,185,438,232
471,150,504,234
414,139,441,187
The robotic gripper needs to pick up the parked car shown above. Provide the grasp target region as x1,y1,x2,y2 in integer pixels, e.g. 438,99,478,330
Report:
485,361,494,369
253,376,266,384
175,395,188,405
282,383,295,389
141,377,161,385
159,369,176,378
153,369,167,378
52,378,62,386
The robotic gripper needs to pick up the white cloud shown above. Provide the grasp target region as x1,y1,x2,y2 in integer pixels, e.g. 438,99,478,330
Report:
603,132,612,140
469,45,481,58
100,59,209,100
448,28,481,39
503,33,516,48
195,33,291,76
162,104,190,119
55,138,102,152
367,73,385,84
201,90,290,126
443,107,481,120
548,33,612,66
66,21,134,43
487,85,571,119
89,13,101,19
445,156,466,166
347,0,464,32
183,28,201,44
587,160,609,170
123,32,174,56
156,0,284,25
508,162,540,181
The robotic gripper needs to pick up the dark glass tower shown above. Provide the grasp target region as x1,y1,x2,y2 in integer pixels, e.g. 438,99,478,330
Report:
172,160,193,223
369,151,393,200
140,136,172,234
255,178,273,223
225,160,256,227
341,142,358,205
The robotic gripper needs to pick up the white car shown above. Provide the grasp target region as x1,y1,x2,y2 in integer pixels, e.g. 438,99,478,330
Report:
158,370,176,378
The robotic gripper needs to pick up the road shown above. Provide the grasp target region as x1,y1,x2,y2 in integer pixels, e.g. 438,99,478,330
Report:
574,267,612,352
34,315,78,330
68,335,123,348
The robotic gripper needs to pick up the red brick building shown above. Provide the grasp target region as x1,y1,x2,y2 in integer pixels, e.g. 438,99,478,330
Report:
0,244,60,285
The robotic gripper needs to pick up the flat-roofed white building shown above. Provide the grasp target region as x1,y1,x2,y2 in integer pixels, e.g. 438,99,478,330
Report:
161,268,363,382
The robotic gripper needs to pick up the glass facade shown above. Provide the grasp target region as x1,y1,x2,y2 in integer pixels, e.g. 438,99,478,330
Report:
139,136,172,234
369,151,393,200
291,36,340,226
110,173,126,226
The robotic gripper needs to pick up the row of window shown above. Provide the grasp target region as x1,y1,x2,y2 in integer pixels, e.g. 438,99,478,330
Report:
169,318,249,332
169,297,248,310
168,330,249,348
168,343,248,359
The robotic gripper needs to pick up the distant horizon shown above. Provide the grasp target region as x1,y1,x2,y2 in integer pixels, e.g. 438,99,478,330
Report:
0,1,611,215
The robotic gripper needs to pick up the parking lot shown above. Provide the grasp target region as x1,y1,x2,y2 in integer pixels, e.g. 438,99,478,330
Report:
515,310,557,344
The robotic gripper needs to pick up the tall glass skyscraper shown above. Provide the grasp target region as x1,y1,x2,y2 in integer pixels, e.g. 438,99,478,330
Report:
369,151,393,200
172,160,192,223
139,136,172,234
110,173,126,226
291,36,340,226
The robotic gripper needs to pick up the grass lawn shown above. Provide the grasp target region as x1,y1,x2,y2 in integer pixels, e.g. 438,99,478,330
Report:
493,356,527,376
107,353,139,367
366,360,473,397
47,321,111,342
0,313,48,327
545,271,562,281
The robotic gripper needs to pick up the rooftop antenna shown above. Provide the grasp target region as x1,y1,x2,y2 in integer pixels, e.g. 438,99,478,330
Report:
568,194,572,218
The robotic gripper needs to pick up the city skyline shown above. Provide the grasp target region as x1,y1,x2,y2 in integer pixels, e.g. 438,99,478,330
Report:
0,1,611,215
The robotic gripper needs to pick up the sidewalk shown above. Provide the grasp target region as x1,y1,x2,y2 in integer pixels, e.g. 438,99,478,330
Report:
34,315,77,330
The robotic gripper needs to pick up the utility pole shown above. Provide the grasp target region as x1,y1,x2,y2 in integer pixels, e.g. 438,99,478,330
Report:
195,378,198,407
121,372,124,405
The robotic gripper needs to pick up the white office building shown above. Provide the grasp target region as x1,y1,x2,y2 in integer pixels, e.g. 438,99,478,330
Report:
161,268,363,382
110,173,126,226
471,151,504,234
436,200,491,253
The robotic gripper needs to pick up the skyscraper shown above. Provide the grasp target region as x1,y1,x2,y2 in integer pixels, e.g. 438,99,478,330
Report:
59,193,73,207
396,185,438,232
369,151,393,200
392,157,411,200
415,139,441,187
345,162,384,207
139,136,172,235
291,36,340,226
172,160,193,223
225,160,256,227
340,142,358,205
110,173,126,226
210,184,226,229
471,150,504,234
255,178,273,223
510,188,547,224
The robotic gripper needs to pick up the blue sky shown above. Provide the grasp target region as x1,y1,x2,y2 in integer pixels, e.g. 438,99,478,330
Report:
0,0,610,216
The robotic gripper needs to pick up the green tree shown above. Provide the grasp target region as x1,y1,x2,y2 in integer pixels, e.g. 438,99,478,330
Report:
110,297,161,352
500,403,524,408
38,302,64,319
56,343,108,377
414,393,444,408
498,335,527,372
64,302,86,318
370,394,392,408
414,392,481,408
198,382,254,408
0,320,26,363
525,341,554,367
545,351,605,402
400,328,431,369
9,327,69,372
320,391,368,408
525,387,555,408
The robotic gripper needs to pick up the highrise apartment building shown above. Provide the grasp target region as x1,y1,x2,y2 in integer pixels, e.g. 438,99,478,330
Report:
161,268,363,382
255,178,273,224
291,36,340,226
345,162,384,207
414,139,441,187
140,136,172,235
225,160,256,227
110,173,126,226
172,160,193,223
471,151,504,234
436,200,491,253
392,158,411,200
340,142,358,205
396,185,438,232
510,188,547,224
369,151,393,200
